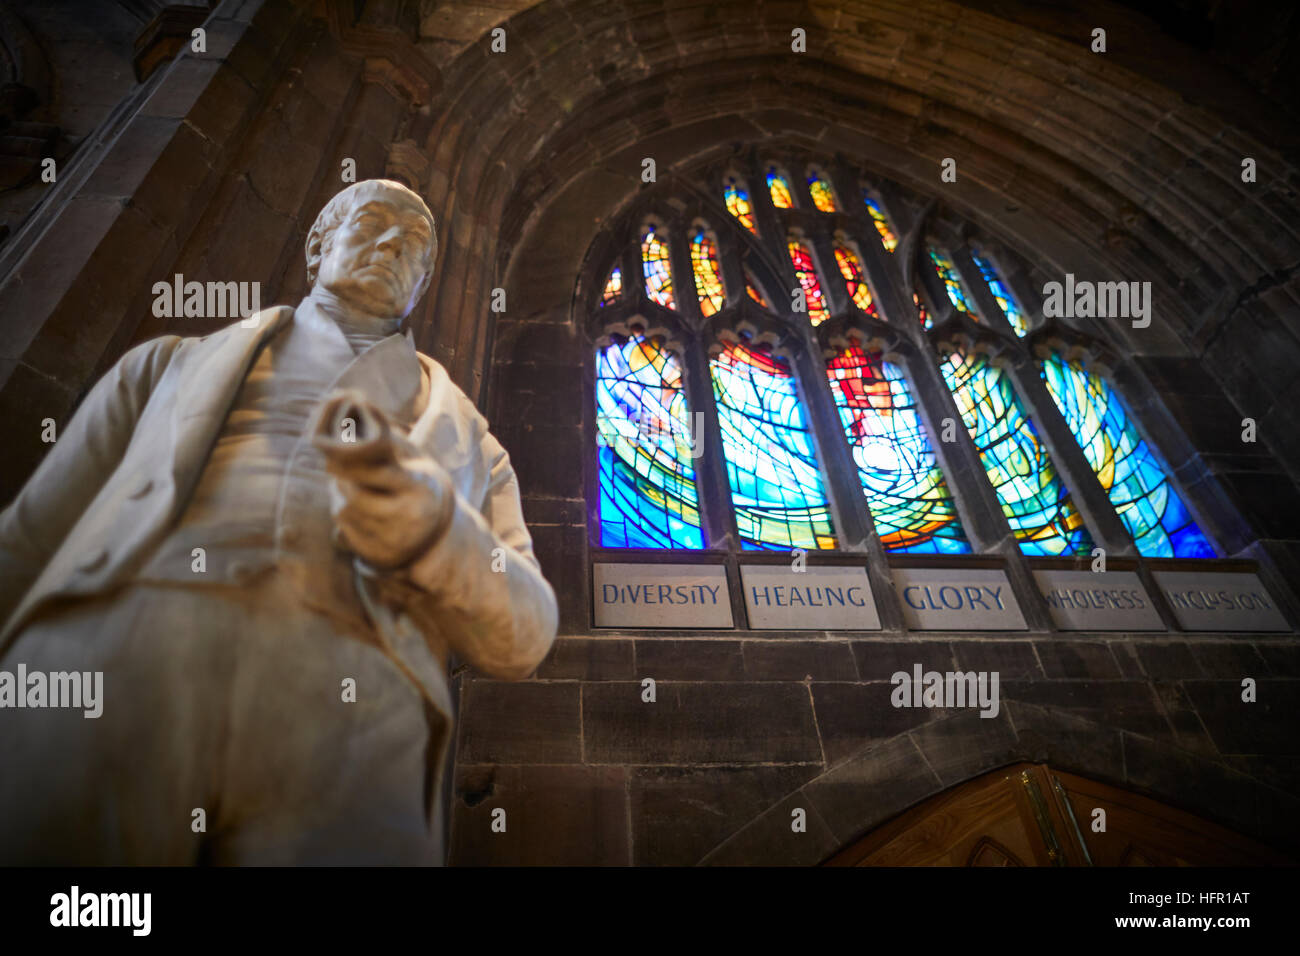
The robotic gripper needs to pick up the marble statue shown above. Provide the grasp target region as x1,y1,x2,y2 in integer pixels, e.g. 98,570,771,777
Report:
0,179,558,864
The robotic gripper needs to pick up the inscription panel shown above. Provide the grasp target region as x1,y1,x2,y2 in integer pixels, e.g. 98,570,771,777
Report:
1033,570,1165,631
1152,571,1289,632
740,565,880,630
892,567,1026,631
593,563,733,628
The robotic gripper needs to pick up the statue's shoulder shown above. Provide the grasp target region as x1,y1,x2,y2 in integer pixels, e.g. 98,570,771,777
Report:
194,306,295,345
414,349,489,429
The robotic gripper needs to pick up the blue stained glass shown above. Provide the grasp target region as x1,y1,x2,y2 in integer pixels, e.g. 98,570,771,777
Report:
828,345,970,553
596,334,703,549
973,252,1028,336
1041,354,1215,558
942,349,1093,556
711,339,836,550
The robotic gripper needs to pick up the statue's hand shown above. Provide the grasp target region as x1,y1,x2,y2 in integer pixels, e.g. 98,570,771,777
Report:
328,453,454,571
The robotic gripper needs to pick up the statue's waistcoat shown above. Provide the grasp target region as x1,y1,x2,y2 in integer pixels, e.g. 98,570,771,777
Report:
135,307,424,637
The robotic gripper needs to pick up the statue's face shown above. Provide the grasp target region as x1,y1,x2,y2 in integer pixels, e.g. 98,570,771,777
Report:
316,184,435,318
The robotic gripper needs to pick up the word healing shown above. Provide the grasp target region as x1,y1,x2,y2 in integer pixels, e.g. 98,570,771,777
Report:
0,664,102,718
1042,273,1151,327
890,663,1000,718
748,584,868,608
50,886,151,936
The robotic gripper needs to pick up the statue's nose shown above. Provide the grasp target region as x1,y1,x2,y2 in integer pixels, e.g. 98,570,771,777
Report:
375,228,404,257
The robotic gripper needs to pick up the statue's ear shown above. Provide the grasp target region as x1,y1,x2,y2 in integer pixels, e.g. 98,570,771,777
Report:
305,230,323,285
413,268,434,304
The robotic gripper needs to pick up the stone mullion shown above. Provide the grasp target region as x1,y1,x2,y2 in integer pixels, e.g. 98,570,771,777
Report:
835,223,896,329
900,349,1017,551
848,190,1051,622
999,351,1138,558
905,351,1057,630
807,232,849,317
916,245,957,326
748,158,798,308
790,333,905,629
716,223,746,310
679,339,739,551
667,216,704,326
620,235,642,314
849,212,927,351
984,246,1046,335
951,244,1136,554
787,160,815,211
951,245,1017,339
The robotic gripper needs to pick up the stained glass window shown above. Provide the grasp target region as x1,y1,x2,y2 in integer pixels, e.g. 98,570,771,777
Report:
863,192,898,253
807,169,839,212
928,246,979,319
600,266,621,307
745,268,769,308
973,252,1028,337
914,290,931,330
711,338,836,550
690,226,726,317
1041,355,1215,558
641,225,675,310
941,349,1093,556
833,243,877,316
596,334,703,549
787,237,830,325
724,174,757,233
828,345,970,553
767,166,795,209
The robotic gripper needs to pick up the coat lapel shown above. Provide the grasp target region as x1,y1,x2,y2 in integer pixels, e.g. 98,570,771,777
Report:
169,306,294,489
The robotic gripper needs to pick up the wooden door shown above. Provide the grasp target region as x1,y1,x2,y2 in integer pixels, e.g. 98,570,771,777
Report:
824,763,1289,866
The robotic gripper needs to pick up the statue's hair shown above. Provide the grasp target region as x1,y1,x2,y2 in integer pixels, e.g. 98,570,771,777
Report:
304,179,438,288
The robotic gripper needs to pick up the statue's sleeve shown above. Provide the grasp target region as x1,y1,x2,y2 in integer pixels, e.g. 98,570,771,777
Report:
0,335,182,627
401,430,559,680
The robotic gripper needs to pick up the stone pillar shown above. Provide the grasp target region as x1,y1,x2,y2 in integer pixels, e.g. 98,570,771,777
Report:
0,0,311,505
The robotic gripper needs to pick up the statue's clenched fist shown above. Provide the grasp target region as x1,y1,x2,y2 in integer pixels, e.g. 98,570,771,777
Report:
313,389,454,570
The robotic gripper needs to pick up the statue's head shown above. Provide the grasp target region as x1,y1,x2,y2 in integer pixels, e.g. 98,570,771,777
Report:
305,179,437,319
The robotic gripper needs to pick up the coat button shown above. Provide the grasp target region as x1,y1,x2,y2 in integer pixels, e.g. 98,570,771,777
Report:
128,479,153,499
76,548,108,573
